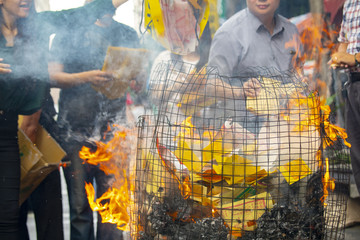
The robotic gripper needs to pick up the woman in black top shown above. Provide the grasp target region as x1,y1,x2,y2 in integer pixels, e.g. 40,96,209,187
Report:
0,0,127,238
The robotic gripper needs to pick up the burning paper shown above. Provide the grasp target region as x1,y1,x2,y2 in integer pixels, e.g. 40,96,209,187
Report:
174,117,256,176
279,158,312,185
247,77,300,116
220,192,273,232
212,154,261,185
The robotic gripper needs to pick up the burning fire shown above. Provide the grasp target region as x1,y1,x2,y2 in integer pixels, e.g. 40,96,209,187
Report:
79,125,137,231
321,157,336,205
287,13,339,96
284,92,348,205
284,13,350,206
285,92,350,148
84,172,130,230
295,13,337,64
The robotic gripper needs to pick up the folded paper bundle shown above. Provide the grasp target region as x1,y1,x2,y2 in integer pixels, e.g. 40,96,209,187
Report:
92,46,149,99
18,125,66,205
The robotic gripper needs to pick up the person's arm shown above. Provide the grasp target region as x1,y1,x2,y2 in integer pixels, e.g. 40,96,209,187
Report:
20,110,42,143
204,77,260,99
48,62,113,88
329,43,359,68
337,43,348,53
37,0,128,34
329,8,356,69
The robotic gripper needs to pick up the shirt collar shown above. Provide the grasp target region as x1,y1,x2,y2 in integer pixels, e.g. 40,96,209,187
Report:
246,8,285,36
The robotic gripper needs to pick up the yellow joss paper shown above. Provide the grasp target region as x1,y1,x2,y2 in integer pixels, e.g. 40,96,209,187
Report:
220,192,273,231
242,141,256,155
178,96,216,116
174,139,202,173
144,0,165,42
175,134,234,173
246,78,281,115
217,187,249,206
279,159,312,185
144,152,167,197
247,94,279,115
190,184,212,205
246,78,299,116
213,155,260,185
202,138,233,163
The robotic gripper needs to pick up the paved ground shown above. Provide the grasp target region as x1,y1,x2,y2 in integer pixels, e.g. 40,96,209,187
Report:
346,225,360,240
26,170,360,240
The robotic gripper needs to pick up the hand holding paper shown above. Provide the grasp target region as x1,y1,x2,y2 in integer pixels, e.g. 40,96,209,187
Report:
91,46,149,99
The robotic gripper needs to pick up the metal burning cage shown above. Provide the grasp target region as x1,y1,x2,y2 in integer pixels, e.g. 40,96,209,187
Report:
134,61,350,240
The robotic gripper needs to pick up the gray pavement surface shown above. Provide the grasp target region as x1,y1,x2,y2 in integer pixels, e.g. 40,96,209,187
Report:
345,225,360,240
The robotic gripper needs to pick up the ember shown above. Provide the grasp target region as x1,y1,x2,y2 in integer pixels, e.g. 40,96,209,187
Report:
139,193,228,239
241,172,325,240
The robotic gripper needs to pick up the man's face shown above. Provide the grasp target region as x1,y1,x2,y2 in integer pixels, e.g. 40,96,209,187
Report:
246,0,280,20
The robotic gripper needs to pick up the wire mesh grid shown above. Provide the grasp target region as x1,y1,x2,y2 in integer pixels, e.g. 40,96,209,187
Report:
133,61,350,240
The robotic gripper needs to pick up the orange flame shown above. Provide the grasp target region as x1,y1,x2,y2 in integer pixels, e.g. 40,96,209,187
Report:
79,125,137,232
321,158,336,205
294,13,338,65
79,129,129,174
285,92,350,148
85,171,131,231
285,93,347,206
287,13,339,95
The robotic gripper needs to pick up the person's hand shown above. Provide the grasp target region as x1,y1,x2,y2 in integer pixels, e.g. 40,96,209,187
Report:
242,78,261,98
112,0,128,8
0,58,11,74
329,52,355,69
81,70,113,85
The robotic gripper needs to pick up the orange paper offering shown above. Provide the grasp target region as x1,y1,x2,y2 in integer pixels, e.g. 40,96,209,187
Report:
92,46,149,99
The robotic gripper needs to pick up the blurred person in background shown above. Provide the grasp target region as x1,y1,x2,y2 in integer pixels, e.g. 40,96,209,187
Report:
48,1,141,239
0,0,129,239
208,0,303,77
330,0,360,195
205,0,303,142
